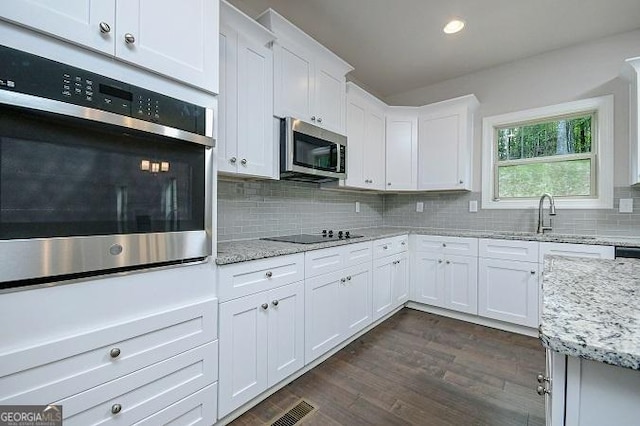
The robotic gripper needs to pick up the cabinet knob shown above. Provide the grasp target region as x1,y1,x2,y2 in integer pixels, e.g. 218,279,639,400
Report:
387,182,392,186
438,259,443,263
241,158,247,166
442,243,447,247
272,300,279,306
310,116,316,121
261,303,269,310
317,117,323,123
365,179,370,183
111,404,122,414
537,373,546,383
124,33,136,44
536,385,549,396
401,241,406,246
531,270,536,275
109,348,121,358
99,22,111,34
265,271,273,278
446,260,451,264
347,276,351,281
229,157,237,164
341,277,346,283
459,180,464,184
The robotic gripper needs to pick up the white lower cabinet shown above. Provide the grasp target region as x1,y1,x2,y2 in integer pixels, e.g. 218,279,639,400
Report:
305,263,372,364
411,251,478,315
134,382,218,426
372,252,408,321
218,281,304,417
478,258,539,327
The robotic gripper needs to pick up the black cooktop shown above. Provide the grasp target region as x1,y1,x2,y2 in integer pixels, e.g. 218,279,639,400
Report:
261,232,363,244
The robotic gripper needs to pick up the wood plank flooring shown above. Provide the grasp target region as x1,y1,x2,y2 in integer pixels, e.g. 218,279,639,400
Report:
231,308,546,426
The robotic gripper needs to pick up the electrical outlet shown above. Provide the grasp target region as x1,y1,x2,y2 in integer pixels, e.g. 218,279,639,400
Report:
416,202,424,212
469,200,478,213
355,201,360,213
619,198,633,213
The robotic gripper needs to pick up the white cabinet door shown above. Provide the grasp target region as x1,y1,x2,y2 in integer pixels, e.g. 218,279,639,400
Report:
218,293,268,417
393,254,409,306
313,60,345,133
385,113,418,190
411,251,445,308
344,83,386,189
372,257,394,321
444,254,478,314
0,0,115,55
115,0,218,93
478,258,539,327
273,43,313,120
305,270,345,363
417,95,477,191
218,27,239,174
237,35,274,177
267,281,304,387
342,263,373,337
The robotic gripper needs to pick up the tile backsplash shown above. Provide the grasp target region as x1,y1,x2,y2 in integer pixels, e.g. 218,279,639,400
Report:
217,179,640,241
217,178,384,241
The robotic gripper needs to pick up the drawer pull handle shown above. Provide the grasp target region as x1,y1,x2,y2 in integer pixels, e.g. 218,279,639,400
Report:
111,404,122,414
272,300,279,306
109,348,121,358
261,303,269,310
265,271,273,278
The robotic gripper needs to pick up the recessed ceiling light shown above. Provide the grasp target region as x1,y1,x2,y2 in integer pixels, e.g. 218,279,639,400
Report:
443,19,465,34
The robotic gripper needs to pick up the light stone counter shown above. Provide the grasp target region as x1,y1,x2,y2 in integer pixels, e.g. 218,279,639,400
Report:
216,226,640,265
540,256,640,370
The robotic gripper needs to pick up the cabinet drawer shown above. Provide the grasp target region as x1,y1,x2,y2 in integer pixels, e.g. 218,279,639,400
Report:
343,241,373,268
539,242,614,261
373,235,408,258
218,253,304,302
305,246,346,278
479,239,539,262
413,235,478,256
134,382,217,426
57,340,218,426
0,299,217,405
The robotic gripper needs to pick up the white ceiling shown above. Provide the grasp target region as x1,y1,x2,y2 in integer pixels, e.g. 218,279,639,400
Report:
227,0,640,99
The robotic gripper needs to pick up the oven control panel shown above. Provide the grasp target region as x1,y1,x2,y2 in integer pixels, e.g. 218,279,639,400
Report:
0,45,206,136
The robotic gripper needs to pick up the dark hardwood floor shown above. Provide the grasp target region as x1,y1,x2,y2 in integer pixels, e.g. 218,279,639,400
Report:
231,308,546,426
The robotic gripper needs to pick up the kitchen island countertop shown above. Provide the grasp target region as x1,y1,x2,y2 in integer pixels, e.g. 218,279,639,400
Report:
540,256,640,370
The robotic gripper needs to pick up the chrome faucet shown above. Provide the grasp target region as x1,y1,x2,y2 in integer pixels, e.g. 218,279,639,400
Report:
537,193,556,234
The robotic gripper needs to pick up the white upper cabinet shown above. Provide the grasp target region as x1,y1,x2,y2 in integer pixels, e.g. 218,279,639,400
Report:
343,82,386,190
257,9,353,134
0,0,219,93
386,108,419,191
624,57,640,185
417,95,478,191
219,1,276,178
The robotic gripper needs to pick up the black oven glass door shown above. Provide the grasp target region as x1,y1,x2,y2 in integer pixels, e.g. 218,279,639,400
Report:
0,105,205,240
292,130,339,172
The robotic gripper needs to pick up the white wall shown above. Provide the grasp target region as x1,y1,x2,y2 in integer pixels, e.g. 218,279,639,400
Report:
386,29,640,188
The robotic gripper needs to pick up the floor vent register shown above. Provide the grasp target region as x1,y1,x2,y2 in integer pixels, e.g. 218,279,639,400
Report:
270,399,317,426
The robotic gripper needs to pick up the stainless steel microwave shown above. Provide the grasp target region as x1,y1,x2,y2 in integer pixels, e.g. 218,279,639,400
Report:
280,117,347,182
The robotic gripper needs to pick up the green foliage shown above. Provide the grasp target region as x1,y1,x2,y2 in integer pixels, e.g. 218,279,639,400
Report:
497,114,592,161
498,159,592,198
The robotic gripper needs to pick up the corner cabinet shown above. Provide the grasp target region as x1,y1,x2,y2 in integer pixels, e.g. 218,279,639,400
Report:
0,0,219,93
417,95,479,191
257,9,353,135
385,108,419,191
624,57,640,185
343,82,386,190
219,1,277,178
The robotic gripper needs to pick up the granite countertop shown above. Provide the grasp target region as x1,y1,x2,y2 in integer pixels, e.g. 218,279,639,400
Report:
540,256,640,370
216,226,640,265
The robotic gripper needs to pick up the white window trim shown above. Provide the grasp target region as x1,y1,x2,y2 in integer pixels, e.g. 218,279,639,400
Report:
481,95,614,209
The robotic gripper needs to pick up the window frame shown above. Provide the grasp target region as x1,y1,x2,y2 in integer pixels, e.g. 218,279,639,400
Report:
481,95,613,209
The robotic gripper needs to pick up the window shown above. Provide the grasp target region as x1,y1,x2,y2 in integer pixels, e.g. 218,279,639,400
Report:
482,96,613,209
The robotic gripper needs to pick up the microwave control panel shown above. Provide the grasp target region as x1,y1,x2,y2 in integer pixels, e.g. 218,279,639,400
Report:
0,45,206,136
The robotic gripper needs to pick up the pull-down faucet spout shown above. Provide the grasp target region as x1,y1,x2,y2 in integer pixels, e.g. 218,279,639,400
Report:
537,193,556,234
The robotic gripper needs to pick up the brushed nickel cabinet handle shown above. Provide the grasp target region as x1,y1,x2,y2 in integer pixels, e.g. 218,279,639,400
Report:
124,33,135,44
261,303,268,310
111,404,122,414
265,271,273,278
109,348,121,358
99,22,111,34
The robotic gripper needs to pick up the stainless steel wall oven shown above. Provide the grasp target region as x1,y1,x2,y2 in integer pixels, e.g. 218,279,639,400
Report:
0,45,214,289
